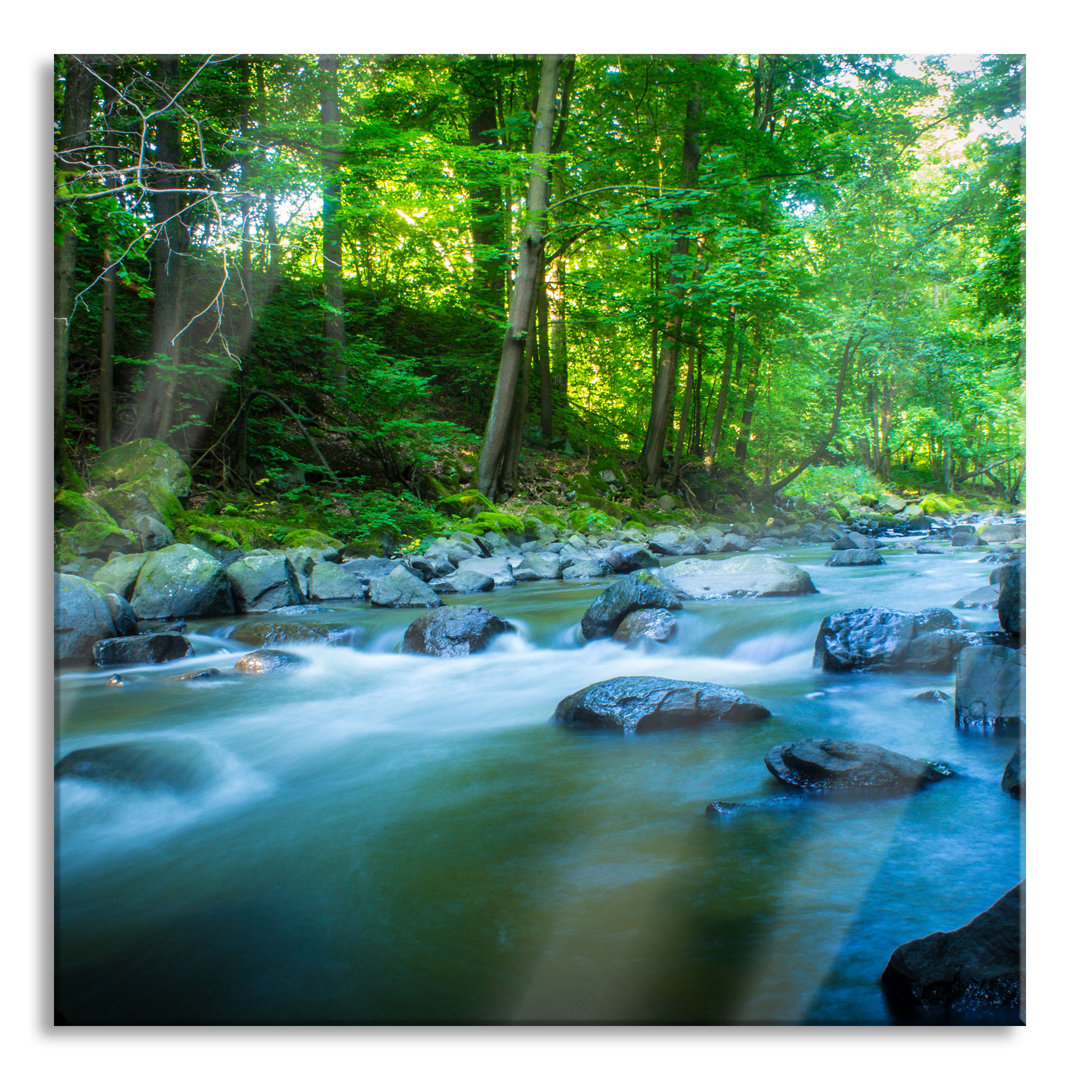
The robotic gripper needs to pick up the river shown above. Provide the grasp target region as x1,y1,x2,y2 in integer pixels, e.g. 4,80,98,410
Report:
54,542,1024,1024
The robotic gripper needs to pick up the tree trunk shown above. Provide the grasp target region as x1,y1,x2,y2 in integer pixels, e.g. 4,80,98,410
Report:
463,56,504,312
500,301,538,493
96,67,119,450
733,356,761,467
705,305,737,469
474,54,566,501
674,340,696,475
140,55,188,443
54,54,98,464
537,272,553,443
639,57,703,488
320,54,346,383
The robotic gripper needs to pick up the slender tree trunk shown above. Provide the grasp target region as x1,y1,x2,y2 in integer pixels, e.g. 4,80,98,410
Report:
96,68,119,450
674,340,696,475
320,54,346,383
142,55,188,443
537,272,553,443
639,57,703,488
706,305,737,469
500,301,538,493
734,356,761,467
463,56,505,313
474,54,566,501
54,54,98,464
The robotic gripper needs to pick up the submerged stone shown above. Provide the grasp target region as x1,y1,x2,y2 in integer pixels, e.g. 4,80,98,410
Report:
764,737,952,793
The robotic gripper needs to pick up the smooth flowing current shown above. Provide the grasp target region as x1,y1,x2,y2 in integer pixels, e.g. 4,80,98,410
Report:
55,544,1024,1024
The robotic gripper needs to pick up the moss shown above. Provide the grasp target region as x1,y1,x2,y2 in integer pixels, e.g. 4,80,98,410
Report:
91,438,192,496
281,528,344,551
92,480,183,530
472,511,525,536
175,511,284,550
566,508,621,534
55,489,119,530
64,519,135,556
522,504,566,528
437,488,497,519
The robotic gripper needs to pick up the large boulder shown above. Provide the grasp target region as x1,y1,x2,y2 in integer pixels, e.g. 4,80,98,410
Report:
954,645,1025,727
996,557,1025,641
429,568,496,594
401,606,513,657
979,523,1021,544
339,556,398,583
129,544,234,619
765,737,952,792
512,551,563,581
91,552,153,600
553,676,770,734
307,561,367,602
90,438,191,497
657,554,816,600
814,607,979,672
831,531,878,551
580,569,682,641
226,554,303,613
603,542,660,574
561,556,613,580
824,548,886,567
55,573,137,667
647,526,707,557
368,564,443,608
456,556,516,588
881,883,1024,1023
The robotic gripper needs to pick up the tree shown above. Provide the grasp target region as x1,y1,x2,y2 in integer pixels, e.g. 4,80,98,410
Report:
474,54,566,500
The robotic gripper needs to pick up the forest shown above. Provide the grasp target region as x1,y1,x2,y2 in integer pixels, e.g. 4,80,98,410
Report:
53,53,1024,553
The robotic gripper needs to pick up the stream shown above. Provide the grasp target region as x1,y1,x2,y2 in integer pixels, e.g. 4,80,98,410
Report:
54,542,1024,1024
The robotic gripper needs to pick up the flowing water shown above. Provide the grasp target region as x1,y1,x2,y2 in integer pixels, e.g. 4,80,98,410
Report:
54,543,1024,1025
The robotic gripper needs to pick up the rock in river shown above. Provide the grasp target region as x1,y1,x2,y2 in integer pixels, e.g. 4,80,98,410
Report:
368,564,443,608
954,645,1025,727
226,553,303,612
764,737,952,792
657,554,816,600
580,569,682,641
55,573,137,667
814,607,979,672
824,548,886,567
129,543,234,619
233,649,304,674
612,607,678,645
881,883,1024,1023
554,676,770,734
92,632,194,668
402,605,513,657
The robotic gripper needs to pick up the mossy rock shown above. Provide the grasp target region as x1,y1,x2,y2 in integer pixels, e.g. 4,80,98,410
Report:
55,489,120,531
91,480,183,530
280,528,344,552
522,505,566,528
472,511,525,536
920,495,954,517
437,488,497,519
566,508,621,535
64,519,137,557
568,474,601,498
90,438,192,497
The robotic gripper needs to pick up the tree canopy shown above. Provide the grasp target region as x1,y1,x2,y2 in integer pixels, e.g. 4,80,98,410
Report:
53,52,1025,544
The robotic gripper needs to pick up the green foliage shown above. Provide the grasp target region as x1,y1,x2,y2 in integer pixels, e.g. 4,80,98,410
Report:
566,507,621,534
783,464,885,505
437,488,497,518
